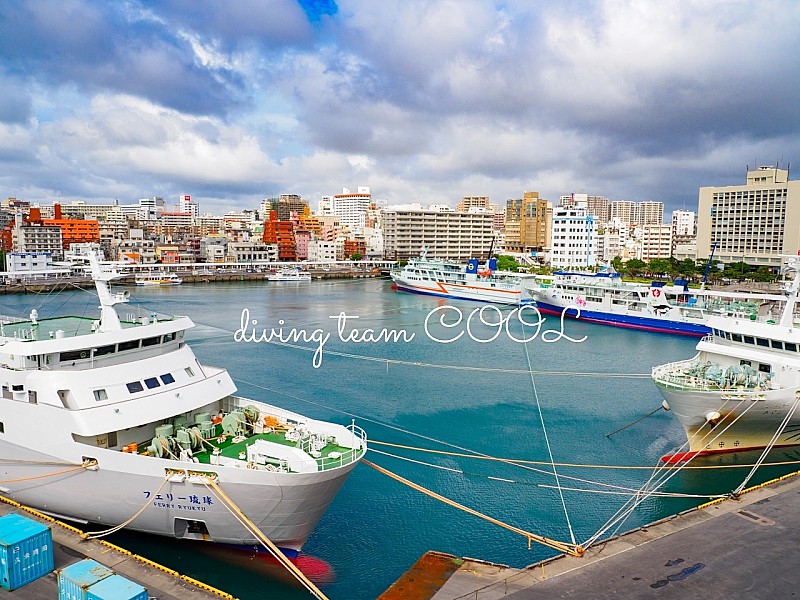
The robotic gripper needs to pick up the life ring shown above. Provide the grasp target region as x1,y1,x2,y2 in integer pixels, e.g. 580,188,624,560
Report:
651,288,661,298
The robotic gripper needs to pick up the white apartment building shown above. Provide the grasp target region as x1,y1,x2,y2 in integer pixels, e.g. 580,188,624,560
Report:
332,187,371,233
671,210,696,236
607,201,664,226
610,201,635,223
549,203,598,269
6,251,55,274
308,240,338,262
57,201,119,220
160,212,194,228
227,241,278,263
14,225,63,259
179,195,199,218
639,224,673,261
697,166,800,267
382,209,495,261
636,201,664,225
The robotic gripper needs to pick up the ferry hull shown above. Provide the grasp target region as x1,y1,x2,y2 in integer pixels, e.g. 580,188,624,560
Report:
534,301,710,336
0,440,359,552
655,385,800,456
391,281,528,305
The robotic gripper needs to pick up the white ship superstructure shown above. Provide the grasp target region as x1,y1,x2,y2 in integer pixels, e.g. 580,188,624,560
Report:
0,254,366,554
653,257,800,460
527,267,785,336
390,251,532,305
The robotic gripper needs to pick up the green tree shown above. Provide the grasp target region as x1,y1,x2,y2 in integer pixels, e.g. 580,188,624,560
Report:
723,261,750,281
495,255,520,272
625,258,646,277
677,258,698,280
349,253,363,261
647,258,673,279
610,256,623,273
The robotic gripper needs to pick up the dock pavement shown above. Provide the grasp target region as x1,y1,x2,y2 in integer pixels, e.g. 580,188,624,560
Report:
382,469,800,599
0,496,233,599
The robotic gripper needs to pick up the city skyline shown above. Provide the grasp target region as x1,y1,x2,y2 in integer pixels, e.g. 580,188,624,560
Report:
1,1,799,215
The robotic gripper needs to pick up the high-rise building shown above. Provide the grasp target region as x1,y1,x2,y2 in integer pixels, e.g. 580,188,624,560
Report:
179,195,199,218
503,192,551,254
639,224,673,261
382,209,495,261
697,166,800,266
332,187,371,233
671,210,696,236
636,201,664,226
549,199,598,269
610,201,635,223
456,196,490,212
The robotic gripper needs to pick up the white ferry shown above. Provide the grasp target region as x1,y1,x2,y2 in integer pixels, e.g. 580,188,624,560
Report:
0,254,366,558
134,271,182,286
390,251,532,305
527,266,782,336
653,257,800,461
266,268,312,282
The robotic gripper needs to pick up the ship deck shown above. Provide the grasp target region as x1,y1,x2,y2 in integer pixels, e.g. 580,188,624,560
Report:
1,314,176,340
191,424,357,471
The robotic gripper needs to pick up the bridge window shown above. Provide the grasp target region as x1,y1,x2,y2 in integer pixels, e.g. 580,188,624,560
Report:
126,381,144,393
118,340,140,351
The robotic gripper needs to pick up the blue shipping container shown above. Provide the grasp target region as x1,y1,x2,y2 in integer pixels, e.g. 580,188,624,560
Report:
58,558,115,600
0,513,54,591
85,573,148,600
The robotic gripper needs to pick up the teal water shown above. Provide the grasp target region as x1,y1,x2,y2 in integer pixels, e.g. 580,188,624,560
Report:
4,278,800,599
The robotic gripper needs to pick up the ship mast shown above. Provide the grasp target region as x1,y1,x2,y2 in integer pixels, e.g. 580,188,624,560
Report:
86,251,129,332
779,256,800,328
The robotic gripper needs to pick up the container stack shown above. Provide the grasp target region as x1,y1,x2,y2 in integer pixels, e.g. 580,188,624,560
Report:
58,558,148,600
0,513,55,591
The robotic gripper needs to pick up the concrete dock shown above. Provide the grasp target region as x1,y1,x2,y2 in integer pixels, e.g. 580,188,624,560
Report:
0,497,233,599
382,470,800,599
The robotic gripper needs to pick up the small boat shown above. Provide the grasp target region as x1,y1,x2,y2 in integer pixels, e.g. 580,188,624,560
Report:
390,250,533,305
653,256,800,460
0,253,366,556
526,265,782,337
266,268,312,282
134,271,182,286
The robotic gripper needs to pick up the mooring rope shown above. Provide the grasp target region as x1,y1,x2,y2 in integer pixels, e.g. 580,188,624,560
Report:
84,475,170,539
364,459,583,557
732,394,800,496
201,477,329,600
0,459,97,484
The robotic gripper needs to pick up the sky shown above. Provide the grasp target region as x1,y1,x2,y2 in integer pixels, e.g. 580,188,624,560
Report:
1,0,799,216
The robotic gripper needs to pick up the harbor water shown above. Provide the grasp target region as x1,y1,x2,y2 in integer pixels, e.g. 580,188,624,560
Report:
3,277,799,599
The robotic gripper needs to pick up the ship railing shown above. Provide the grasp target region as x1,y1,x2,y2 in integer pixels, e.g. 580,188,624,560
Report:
316,423,367,471
652,360,725,391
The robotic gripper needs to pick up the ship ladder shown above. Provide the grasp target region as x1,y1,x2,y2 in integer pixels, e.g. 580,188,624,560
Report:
201,477,330,600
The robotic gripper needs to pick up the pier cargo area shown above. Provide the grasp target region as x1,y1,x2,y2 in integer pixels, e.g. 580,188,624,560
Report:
383,470,800,599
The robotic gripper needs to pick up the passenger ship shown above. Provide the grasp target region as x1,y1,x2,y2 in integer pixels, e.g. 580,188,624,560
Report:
0,254,366,556
526,267,781,336
653,257,800,460
134,271,182,286
390,251,533,305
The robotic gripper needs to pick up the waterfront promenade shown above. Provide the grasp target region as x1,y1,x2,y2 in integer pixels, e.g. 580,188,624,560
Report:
0,262,391,294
